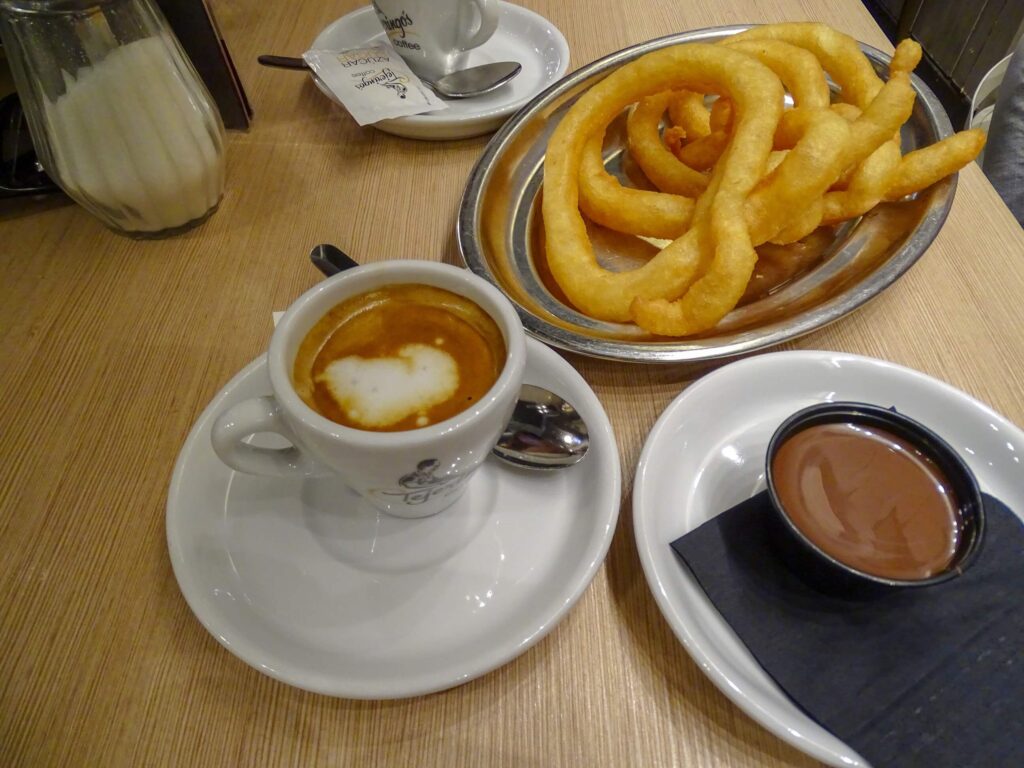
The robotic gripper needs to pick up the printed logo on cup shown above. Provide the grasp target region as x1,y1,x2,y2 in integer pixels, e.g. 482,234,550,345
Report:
372,458,470,506
377,9,422,53
371,0,499,80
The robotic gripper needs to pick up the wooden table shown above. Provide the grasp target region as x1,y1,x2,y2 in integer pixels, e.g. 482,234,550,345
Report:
3,1,1023,765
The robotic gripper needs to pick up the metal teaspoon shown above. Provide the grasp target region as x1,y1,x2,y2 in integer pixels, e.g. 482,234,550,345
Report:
258,55,521,99
307,244,590,469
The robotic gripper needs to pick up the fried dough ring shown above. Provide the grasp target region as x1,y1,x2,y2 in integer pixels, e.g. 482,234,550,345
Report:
579,130,696,238
667,90,710,138
824,41,918,193
774,107,825,149
822,140,901,223
889,38,922,77
604,38,834,242
632,109,852,334
770,198,825,245
721,39,832,110
664,40,831,173
883,129,986,200
543,44,784,322
674,130,730,170
844,72,915,165
730,22,884,108
626,92,710,196
625,95,733,194
744,110,852,244
709,97,734,132
663,125,687,155
831,102,862,122
766,149,789,174
770,73,912,225
822,72,914,192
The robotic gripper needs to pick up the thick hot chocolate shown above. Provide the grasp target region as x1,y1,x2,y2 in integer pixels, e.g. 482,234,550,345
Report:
292,284,506,431
770,421,962,581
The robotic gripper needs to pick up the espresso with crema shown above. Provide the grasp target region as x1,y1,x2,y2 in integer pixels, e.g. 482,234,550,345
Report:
292,284,506,432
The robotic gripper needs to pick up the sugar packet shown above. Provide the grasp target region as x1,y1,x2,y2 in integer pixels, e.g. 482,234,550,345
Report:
303,44,446,126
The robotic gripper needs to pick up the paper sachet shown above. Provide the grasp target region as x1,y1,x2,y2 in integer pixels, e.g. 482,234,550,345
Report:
303,44,446,126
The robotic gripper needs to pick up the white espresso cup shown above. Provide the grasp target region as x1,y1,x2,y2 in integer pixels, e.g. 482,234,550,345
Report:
372,0,499,81
211,261,526,519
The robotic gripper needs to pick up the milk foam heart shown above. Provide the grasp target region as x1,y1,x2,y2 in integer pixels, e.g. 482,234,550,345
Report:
317,343,459,428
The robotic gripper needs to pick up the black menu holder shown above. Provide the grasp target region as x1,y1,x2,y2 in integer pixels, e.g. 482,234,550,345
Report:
157,0,252,130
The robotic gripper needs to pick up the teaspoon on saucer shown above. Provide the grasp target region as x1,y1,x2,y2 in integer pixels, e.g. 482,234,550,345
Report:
423,61,521,99
258,55,521,99
307,244,590,470
493,385,589,469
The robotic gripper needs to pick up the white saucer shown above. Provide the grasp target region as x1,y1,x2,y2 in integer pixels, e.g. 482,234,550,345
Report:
633,350,1024,768
310,2,569,140
166,338,619,698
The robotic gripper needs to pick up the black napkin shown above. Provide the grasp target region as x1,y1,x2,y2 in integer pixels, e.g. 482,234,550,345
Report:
670,492,1024,768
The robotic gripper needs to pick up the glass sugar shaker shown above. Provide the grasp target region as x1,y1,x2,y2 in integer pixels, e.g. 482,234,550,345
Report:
0,0,226,237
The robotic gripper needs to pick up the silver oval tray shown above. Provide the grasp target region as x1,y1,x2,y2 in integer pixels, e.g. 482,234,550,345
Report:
457,26,956,363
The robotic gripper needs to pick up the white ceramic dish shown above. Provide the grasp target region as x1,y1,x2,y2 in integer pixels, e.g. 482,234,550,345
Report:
633,350,1024,767
311,2,570,140
167,339,620,698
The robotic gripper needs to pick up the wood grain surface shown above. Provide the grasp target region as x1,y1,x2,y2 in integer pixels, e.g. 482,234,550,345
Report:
2,1,1023,766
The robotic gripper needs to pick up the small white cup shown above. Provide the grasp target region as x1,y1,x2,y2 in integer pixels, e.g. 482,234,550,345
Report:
372,0,499,81
211,261,526,519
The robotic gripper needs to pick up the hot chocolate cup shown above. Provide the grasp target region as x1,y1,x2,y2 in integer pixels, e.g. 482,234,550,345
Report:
764,402,985,594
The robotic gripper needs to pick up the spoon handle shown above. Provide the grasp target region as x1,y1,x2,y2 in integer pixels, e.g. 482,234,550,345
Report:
310,244,360,278
257,55,309,70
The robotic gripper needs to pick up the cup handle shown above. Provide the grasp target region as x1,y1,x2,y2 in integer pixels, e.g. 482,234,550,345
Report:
458,0,499,51
211,396,328,478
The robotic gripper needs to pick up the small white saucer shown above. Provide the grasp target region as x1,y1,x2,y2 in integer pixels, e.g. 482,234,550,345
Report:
310,2,569,140
166,338,619,698
633,350,1024,768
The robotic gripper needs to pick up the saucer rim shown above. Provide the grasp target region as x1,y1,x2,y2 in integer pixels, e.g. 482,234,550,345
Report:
166,338,620,698
632,349,1024,768
310,2,571,139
